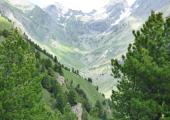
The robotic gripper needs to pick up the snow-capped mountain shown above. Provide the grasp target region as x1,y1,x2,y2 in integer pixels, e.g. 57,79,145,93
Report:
0,0,170,97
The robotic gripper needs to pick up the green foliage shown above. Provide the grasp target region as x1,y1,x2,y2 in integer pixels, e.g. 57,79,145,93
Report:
1,29,10,37
0,15,12,31
72,68,80,75
76,85,87,99
35,51,41,59
0,23,75,119
42,58,52,69
0,16,110,120
62,104,77,120
55,93,67,113
63,68,104,105
84,100,92,113
54,63,63,76
68,89,78,106
90,100,107,120
82,109,89,120
0,29,50,119
111,11,170,120
41,75,57,93
54,56,58,63
88,77,93,83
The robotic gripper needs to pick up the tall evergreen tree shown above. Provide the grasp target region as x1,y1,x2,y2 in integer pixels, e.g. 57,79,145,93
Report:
111,12,170,120
0,30,54,120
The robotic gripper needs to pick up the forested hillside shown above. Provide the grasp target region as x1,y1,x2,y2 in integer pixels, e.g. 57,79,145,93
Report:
0,15,112,120
1,0,170,99
1,9,170,120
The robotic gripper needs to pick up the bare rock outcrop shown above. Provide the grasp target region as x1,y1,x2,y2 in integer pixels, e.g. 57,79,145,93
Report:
72,103,83,120
57,75,65,86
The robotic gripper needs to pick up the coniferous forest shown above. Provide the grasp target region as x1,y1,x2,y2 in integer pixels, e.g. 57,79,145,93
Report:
0,16,110,120
0,9,170,120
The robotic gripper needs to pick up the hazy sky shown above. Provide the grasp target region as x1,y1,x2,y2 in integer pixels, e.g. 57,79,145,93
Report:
28,0,136,12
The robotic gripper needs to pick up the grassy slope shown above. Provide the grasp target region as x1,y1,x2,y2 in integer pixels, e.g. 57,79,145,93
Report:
0,15,104,108
38,41,104,106
42,89,56,109
37,41,104,106
0,15,12,31
0,16,108,120
0,16,57,109
46,40,86,69
63,68,104,106
0,15,12,42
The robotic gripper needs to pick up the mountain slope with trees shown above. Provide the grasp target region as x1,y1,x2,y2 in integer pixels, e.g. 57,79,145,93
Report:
0,15,112,120
1,0,170,97
1,5,170,120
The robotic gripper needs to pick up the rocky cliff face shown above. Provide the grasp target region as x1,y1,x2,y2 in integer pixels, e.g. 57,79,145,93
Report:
1,0,170,97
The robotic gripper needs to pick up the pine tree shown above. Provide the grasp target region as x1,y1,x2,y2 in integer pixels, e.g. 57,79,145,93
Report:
68,89,77,106
111,12,170,120
56,94,67,113
54,56,58,63
0,29,52,120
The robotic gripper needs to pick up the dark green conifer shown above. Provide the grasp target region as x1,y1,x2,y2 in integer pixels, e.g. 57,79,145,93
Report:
111,12,170,120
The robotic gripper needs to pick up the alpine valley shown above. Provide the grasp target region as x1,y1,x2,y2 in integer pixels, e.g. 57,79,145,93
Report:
0,0,170,97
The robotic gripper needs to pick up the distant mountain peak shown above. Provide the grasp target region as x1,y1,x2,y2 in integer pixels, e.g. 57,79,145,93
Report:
1,0,170,97
108,0,127,5
46,2,69,15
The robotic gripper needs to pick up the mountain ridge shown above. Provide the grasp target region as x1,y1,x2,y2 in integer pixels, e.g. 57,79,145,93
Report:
1,0,170,97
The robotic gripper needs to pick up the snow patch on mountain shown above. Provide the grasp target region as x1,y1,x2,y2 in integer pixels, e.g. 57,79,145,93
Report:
108,0,124,6
126,0,136,7
2,0,170,98
92,8,108,20
101,50,109,59
53,2,69,14
78,8,109,21
79,15,92,22
112,7,132,26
